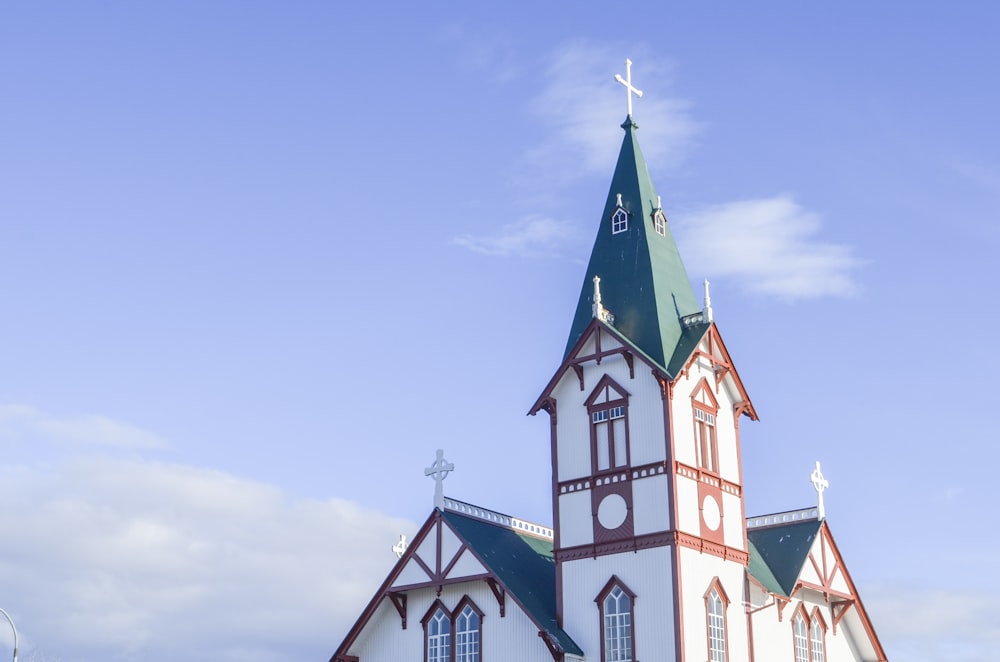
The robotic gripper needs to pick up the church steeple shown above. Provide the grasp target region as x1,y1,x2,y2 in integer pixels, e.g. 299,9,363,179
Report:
564,116,702,373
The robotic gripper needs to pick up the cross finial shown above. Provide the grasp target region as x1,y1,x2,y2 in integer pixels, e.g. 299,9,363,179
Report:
810,461,829,520
614,58,643,118
424,449,454,510
392,534,408,559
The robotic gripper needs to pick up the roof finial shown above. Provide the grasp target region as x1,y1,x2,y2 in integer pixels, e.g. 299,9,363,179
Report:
657,195,662,209
592,275,614,324
811,461,829,520
424,449,454,510
614,58,643,118
392,534,408,559
703,280,714,323
616,193,623,208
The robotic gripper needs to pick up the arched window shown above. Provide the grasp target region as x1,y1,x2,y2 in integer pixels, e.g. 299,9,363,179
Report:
809,610,826,662
454,600,482,662
422,602,452,662
596,577,635,662
704,579,729,662
793,611,809,662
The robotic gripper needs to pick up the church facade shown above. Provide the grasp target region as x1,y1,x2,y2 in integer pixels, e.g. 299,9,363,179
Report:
329,63,887,662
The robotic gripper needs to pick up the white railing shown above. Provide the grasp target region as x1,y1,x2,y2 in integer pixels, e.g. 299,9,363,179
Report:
443,497,554,540
745,507,819,529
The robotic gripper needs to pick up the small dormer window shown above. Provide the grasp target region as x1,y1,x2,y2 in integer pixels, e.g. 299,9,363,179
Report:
611,194,628,234
653,196,667,236
653,209,667,236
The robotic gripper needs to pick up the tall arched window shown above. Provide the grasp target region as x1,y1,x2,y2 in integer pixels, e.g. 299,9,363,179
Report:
596,577,635,662
454,600,482,662
809,611,826,662
422,602,452,662
704,579,729,662
793,611,809,662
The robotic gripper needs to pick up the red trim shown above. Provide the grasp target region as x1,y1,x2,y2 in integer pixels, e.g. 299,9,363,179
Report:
680,325,758,421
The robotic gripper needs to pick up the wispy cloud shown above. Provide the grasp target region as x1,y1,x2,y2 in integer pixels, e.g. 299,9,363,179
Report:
451,214,584,258
0,404,169,450
674,196,863,300
528,42,698,175
0,457,417,661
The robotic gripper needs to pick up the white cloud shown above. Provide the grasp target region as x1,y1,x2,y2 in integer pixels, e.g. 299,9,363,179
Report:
674,196,863,300
866,586,1000,662
451,214,584,258
529,42,699,175
0,457,418,662
0,405,169,450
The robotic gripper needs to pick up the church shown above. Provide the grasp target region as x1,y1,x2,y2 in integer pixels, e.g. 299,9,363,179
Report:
329,60,888,662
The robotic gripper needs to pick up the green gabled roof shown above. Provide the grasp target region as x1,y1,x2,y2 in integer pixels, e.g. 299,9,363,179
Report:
442,511,583,657
747,519,822,596
565,116,701,372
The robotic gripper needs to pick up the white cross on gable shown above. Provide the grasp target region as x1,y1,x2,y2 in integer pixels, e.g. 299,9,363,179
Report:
424,449,454,510
811,461,829,520
392,534,408,559
614,58,644,118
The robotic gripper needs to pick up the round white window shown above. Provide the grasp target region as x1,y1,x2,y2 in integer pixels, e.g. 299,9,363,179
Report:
597,494,628,530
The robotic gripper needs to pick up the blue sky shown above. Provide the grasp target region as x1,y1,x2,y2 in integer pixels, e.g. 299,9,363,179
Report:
1,3,998,660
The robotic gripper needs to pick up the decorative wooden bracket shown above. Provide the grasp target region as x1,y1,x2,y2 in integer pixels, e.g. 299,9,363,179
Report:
486,578,506,617
832,599,853,635
538,630,564,661
623,350,634,378
388,592,407,629
571,364,584,391
776,596,790,622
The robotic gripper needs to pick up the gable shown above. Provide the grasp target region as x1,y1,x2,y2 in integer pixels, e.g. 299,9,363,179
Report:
676,324,757,421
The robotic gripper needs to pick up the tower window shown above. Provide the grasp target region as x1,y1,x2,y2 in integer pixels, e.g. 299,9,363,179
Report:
611,208,629,234
587,377,630,473
705,580,729,662
694,407,718,473
596,577,636,662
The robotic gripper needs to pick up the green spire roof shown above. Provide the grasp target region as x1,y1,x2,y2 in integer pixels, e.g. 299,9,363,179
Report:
565,116,702,371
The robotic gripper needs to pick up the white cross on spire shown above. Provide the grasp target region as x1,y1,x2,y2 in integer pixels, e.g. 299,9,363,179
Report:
614,58,644,118
424,449,454,510
810,461,829,520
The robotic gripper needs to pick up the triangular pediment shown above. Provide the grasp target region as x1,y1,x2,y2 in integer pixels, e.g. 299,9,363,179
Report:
679,324,757,421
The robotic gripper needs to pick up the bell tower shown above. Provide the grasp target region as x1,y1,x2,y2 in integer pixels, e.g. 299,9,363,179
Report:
530,59,758,662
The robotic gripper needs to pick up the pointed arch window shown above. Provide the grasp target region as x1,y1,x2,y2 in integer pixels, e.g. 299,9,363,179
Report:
586,376,631,473
705,579,729,662
809,609,827,662
422,597,483,662
425,605,452,662
596,577,635,662
692,378,720,473
793,610,809,662
454,598,483,662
